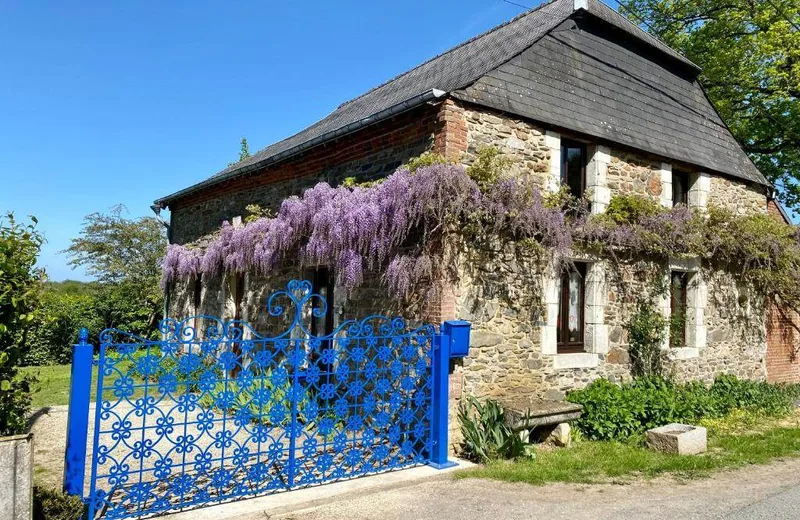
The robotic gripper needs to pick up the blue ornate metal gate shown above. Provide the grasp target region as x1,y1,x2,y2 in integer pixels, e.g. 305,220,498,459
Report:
63,280,468,519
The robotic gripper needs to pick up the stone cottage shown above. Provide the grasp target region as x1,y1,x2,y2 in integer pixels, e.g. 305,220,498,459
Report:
154,0,798,414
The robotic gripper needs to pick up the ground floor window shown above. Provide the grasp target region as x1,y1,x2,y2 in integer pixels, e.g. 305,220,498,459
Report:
308,266,335,337
557,263,586,353
193,275,202,315
233,273,245,322
670,271,688,347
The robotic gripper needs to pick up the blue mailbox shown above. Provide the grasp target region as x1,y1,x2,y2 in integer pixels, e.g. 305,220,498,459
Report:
442,320,471,358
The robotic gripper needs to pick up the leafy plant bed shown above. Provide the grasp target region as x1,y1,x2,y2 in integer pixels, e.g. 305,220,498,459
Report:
567,375,800,442
457,411,800,485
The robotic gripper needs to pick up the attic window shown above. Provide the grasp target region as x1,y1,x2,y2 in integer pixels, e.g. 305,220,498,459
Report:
561,140,586,198
672,171,689,207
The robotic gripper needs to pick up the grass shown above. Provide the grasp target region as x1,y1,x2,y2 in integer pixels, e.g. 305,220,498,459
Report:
457,411,800,485
21,364,147,408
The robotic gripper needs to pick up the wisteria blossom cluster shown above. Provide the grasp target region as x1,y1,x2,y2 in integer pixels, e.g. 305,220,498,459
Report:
163,164,567,298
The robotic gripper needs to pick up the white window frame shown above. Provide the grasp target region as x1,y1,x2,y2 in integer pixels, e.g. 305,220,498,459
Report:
541,260,607,369
658,258,707,359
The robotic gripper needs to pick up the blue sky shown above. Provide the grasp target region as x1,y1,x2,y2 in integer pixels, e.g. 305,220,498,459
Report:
1,0,633,281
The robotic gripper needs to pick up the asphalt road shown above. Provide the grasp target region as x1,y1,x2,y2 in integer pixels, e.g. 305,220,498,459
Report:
725,484,800,520
276,459,800,520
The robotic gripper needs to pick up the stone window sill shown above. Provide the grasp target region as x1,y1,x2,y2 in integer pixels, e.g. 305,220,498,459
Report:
668,347,699,360
552,352,599,370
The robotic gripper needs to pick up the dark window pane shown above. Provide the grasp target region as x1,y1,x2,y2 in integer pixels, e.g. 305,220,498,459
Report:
673,171,689,207
670,272,687,347
234,274,245,321
310,267,335,337
193,275,202,314
561,141,586,198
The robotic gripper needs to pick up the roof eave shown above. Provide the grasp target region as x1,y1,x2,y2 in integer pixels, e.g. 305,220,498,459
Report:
154,88,448,207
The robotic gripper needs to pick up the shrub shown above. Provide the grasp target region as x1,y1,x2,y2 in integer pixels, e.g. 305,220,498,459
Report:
0,213,43,435
458,396,535,462
33,485,86,520
626,301,669,378
22,288,98,366
603,193,664,225
567,375,800,442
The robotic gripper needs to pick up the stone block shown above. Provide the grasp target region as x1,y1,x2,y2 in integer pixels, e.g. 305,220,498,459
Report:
0,433,33,520
470,331,502,348
646,423,707,455
546,423,571,447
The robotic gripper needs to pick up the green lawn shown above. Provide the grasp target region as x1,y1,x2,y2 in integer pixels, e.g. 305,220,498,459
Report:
21,364,147,408
458,413,800,485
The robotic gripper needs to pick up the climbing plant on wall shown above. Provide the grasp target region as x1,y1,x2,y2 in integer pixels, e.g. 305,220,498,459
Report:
162,152,800,325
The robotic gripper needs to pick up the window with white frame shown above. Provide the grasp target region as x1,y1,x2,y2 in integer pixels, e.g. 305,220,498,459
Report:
542,261,608,362
660,261,707,355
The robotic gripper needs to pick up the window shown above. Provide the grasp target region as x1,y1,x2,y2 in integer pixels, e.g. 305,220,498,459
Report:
672,171,689,207
557,263,586,353
309,267,335,337
192,275,202,315
670,271,687,347
561,141,586,198
233,273,245,322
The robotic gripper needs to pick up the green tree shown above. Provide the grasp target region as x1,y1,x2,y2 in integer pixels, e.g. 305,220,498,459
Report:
0,213,43,435
623,0,800,212
64,206,166,334
228,137,251,166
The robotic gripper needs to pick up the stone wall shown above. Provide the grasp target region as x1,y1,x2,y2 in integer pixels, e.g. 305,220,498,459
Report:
452,254,767,406
448,102,770,410
606,150,664,201
709,176,767,215
462,108,551,189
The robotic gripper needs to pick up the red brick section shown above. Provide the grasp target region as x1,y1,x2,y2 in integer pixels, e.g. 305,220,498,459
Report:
765,199,800,382
767,303,800,383
423,100,468,325
767,199,785,220
168,104,440,211
434,99,468,162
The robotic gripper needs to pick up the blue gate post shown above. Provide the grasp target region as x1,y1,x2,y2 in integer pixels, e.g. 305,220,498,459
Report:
429,320,471,469
63,327,92,496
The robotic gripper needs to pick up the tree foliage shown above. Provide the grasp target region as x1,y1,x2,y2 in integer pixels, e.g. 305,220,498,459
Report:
65,206,166,332
0,213,43,435
228,137,251,167
623,0,800,211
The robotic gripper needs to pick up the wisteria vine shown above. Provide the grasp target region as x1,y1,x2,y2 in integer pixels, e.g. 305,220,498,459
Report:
163,160,800,307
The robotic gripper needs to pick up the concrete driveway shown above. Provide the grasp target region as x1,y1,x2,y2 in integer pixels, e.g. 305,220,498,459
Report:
275,458,800,520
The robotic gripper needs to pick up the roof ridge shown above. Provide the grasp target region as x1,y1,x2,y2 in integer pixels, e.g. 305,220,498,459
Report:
335,0,564,110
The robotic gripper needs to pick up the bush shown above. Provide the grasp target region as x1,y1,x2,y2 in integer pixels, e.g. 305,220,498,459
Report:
22,287,98,366
0,213,43,435
33,485,86,520
626,301,669,378
458,396,535,462
602,193,664,225
567,375,800,441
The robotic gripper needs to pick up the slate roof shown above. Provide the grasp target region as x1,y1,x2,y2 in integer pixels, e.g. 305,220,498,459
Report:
454,13,767,185
156,0,766,206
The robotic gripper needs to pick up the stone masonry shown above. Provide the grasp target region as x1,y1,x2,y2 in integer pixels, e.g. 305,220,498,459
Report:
167,97,773,452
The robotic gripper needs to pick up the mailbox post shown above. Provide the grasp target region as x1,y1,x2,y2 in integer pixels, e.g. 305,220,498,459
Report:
429,320,471,469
